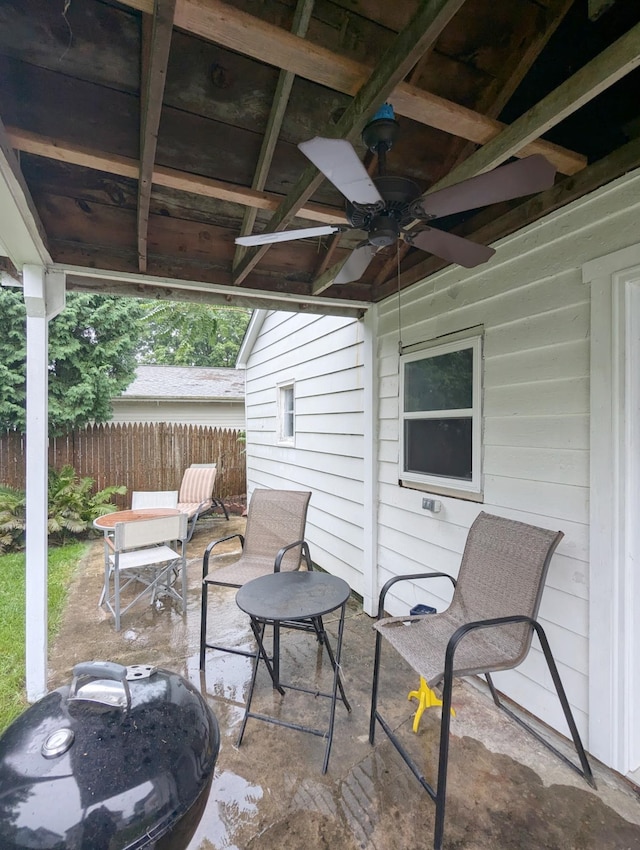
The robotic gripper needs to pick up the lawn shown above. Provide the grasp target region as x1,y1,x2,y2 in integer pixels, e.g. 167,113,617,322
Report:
0,542,89,733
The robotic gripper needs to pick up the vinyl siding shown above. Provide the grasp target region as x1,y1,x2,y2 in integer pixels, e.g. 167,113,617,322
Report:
244,312,366,591
243,166,640,747
110,400,245,428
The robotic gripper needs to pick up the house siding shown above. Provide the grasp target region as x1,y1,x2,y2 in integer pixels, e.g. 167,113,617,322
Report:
244,311,366,591
242,166,640,755
110,399,245,428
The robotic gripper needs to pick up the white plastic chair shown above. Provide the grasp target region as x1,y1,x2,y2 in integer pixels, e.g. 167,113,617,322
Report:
131,490,179,509
102,513,188,631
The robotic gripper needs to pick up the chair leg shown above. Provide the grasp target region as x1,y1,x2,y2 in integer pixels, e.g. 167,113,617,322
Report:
485,624,595,788
180,551,187,613
433,669,455,850
369,629,383,744
114,565,121,632
199,580,209,670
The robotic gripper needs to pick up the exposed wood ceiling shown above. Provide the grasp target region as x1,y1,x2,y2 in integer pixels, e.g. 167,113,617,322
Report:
0,0,639,316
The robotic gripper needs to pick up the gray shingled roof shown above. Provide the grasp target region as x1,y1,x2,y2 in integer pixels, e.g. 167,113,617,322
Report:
120,366,245,400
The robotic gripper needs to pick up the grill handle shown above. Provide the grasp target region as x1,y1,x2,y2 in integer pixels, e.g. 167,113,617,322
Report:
68,661,132,711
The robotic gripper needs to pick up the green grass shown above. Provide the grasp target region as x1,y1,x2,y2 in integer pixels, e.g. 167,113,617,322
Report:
0,541,89,732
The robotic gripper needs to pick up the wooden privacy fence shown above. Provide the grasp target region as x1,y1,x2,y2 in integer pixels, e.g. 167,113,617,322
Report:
0,423,246,509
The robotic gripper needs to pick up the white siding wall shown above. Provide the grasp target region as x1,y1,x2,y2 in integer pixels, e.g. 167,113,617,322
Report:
244,312,366,591
377,166,640,745
110,400,245,427
243,166,640,754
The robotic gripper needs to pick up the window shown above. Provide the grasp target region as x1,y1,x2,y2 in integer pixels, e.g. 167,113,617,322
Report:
399,333,482,496
277,382,295,445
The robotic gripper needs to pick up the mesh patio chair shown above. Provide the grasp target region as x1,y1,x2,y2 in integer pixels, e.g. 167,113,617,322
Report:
177,465,228,542
199,489,312,670
102,512,188,632
369,511,595,850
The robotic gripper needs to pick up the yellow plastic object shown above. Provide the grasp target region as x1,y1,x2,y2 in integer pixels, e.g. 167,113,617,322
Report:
408,676,456,733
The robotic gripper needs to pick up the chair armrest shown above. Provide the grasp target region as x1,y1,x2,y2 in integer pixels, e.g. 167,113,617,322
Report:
444,614,535,672
376,571,456,619
202,533,245,578
274,539,312,572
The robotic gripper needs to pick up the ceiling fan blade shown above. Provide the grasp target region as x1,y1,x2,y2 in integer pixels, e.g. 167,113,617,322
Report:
417,155,557,220
298,137,384,206
411,228,495,268
235,225,340,247
334,245,376,284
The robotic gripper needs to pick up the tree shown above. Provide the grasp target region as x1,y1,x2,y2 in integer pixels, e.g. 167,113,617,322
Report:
136,302,251,367
0,288,144,435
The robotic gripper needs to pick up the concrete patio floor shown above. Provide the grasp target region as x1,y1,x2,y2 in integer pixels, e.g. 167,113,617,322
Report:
47,514,640,850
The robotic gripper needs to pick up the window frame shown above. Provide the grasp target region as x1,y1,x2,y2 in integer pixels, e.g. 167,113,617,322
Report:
399,333,483,498
276,381,296,446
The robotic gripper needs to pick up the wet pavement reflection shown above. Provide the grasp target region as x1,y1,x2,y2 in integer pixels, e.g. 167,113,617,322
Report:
47,515,640,850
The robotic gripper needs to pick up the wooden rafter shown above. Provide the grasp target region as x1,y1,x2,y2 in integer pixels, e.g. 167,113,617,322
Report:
137,0,176,272
5,128,346,226
115,0,586,176
372,0,576,289
232,0,315,273
426,19,640,193
374,134,640,300
372,16,640,292
232,0,469,286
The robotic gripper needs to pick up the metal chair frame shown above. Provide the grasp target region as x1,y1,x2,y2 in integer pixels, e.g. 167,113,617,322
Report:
369,512,596,850
199,489,313,670
102,513,188,631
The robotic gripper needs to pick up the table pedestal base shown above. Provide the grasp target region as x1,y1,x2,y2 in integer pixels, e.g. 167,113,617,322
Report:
237,606,350,774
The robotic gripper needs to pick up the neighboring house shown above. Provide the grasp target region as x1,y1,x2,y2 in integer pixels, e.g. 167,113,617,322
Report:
237,166,640,786
111,365,245,428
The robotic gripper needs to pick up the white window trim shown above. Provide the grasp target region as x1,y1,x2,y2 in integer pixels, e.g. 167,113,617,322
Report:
276,380,295,446
399,333,483,497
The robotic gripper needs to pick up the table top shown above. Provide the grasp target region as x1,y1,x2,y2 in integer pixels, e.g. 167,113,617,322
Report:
236,571,350,621
93,507,182,530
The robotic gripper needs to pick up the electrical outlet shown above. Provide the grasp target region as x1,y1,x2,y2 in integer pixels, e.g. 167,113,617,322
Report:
422,498,442,513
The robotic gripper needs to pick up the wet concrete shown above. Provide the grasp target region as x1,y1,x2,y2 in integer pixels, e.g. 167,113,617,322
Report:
48,515,640,850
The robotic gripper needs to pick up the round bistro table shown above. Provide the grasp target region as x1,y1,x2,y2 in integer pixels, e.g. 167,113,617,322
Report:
93,507,182,530
235,570,351,774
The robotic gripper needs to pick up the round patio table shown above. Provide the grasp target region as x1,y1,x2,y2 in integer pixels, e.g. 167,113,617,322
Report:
93,507,182,530
235,570,351,774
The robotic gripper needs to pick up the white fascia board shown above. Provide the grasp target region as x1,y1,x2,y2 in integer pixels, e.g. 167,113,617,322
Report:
0,118,50,267
236,309,267,368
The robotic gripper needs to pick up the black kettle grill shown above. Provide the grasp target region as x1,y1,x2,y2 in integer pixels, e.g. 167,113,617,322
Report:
0,660,220,850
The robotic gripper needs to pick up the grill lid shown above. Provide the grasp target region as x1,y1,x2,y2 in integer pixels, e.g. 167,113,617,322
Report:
0,661,220,850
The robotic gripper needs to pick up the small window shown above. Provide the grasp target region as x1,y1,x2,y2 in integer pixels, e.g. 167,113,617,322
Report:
277,382,295,445
400,334,482,496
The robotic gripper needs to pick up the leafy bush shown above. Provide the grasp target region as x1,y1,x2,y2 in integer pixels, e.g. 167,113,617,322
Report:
0,466,126,553
47,465,126,546
0,485,26,554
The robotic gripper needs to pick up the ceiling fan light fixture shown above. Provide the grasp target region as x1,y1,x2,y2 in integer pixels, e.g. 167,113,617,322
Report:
362,103,399,154
368,214,399,247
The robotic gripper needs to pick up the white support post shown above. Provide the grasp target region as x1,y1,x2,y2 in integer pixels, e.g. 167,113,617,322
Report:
362,307,379,616
23,266,65,702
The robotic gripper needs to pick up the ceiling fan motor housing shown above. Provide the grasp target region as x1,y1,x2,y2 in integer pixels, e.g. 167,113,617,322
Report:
346,175,423,246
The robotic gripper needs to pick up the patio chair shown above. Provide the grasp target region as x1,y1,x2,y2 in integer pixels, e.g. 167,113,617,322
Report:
199,489,312,670
97,490,181,608
102,512,188,631
131,490,179,509
177,464,228,542
369,511,595,850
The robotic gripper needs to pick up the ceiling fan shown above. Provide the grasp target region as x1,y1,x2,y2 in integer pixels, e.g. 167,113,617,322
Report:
236,104,557,284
